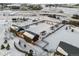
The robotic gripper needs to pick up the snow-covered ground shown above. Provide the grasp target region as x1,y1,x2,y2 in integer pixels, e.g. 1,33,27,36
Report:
26,20,79,52
0,6,79,56
0,20,25,56
44,25,79,51
27,23,53,34
57,7,79,15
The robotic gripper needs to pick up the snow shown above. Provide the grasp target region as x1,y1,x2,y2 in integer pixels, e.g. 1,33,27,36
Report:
0,19,48,56
27,23,53,34
0,6,79,56
71,26,79,32
35,40,47,48
56,7,79,15
14,38,47,56
44,25,79,51
0,20,25,56
23,32,34,39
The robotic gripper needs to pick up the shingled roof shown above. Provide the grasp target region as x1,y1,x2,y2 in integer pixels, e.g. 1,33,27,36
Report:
58,41,79,56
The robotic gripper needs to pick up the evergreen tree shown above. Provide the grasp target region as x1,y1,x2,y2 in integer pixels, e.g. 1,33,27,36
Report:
1,44,5,49
6,44,10,50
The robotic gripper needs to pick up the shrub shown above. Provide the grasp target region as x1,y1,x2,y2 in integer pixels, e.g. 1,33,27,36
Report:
72,14,79,19
59,10,64,13
71,29,74,32
1,44,5,49
28,50,33,56
43,49,48,52
28,5,43,10
62,20,68,24
4,40,7,44
24,44,26,48
65,27,68,30
6,44,10,50
68,20,79,26
18,41,21,45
